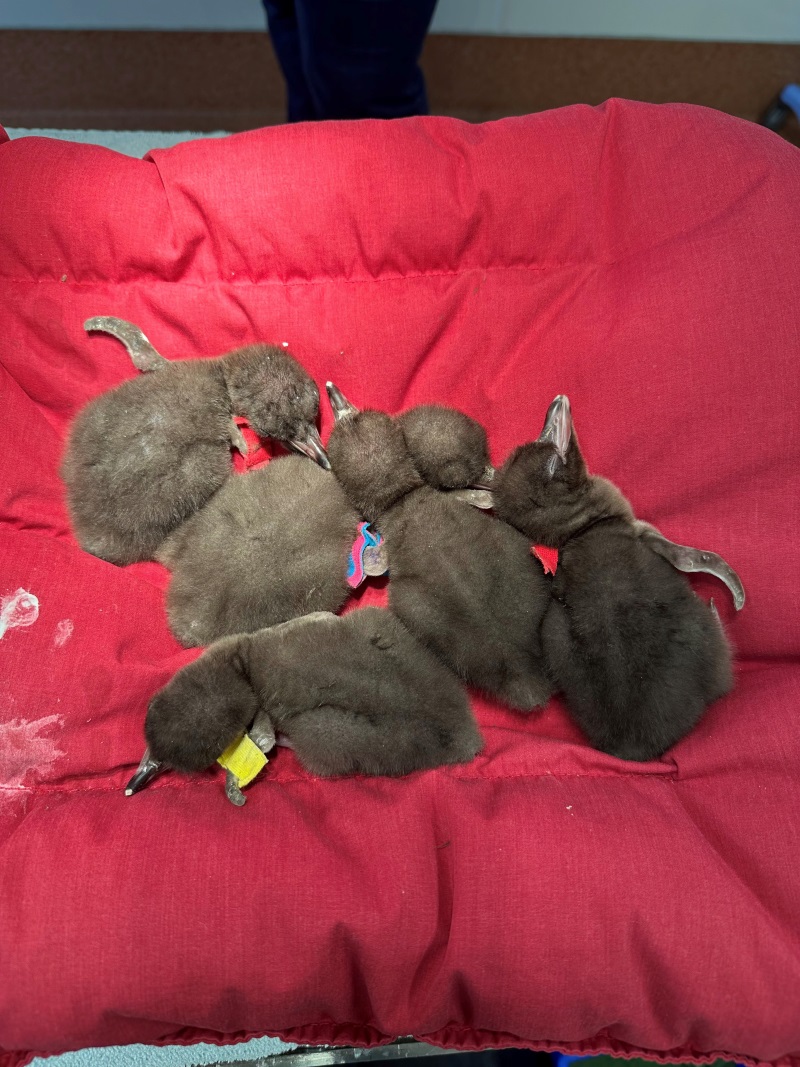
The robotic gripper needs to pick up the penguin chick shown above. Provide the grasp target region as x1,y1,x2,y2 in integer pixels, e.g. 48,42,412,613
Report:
60,318,328,565
143,609,483,780
157,456,360,647
493,395,736,761
398,405,495,490
157,403,492,648
325,384,553,712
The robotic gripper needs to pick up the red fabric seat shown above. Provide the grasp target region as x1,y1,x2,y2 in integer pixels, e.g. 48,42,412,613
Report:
1,101,798,1067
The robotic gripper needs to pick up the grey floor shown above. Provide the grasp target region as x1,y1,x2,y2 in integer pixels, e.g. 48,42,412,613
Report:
5,127,231,156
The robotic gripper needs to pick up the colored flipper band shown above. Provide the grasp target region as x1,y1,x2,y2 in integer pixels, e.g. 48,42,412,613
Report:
217,734,268,788
531,544,559,575
347,522,387,587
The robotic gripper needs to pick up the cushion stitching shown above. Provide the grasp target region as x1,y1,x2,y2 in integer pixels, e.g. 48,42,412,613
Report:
0,261,591,287
1,769,679,798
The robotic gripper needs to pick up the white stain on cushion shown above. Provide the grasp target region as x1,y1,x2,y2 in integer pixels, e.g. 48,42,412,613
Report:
54,619,74,647
0,714,64,788
0,588,39,640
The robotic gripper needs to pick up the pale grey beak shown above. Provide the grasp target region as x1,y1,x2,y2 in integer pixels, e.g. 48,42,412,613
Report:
449,488,495,510
326,381,359,421
537,395,572,462
287,424,331,469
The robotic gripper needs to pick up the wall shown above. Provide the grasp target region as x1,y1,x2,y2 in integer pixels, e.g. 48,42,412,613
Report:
2,0,799,42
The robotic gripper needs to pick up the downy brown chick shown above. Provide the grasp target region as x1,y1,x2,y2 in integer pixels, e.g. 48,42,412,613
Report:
493,395,743,761
157,402,493,648
157,456,361,647
398,404,495,491
325,384,553,712
61,317,328,565
127,608,483,796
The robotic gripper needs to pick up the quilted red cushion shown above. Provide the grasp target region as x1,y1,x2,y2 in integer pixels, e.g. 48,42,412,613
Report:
1,101,799,1067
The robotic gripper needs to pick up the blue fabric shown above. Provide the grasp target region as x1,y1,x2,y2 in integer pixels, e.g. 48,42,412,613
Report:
779,83,800,120
30,1036,294,1067
262,0,437,120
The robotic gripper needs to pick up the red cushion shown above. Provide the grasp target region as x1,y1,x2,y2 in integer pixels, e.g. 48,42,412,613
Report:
1,101,799,1067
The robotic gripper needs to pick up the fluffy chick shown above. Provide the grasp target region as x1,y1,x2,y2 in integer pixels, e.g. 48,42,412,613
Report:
398,405,494,490
144,608,483,778
61,318,326,565
326,385,553,711
158,456,360,647
158,403,491,648
493,395,736,761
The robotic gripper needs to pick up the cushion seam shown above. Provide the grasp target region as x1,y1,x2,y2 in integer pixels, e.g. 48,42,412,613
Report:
0,262,591,287
1,769,679,798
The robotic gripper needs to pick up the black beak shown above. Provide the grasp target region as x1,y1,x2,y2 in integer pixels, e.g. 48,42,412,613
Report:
537,395,572,462
287,425,331,469
124,747,166,795
326,381,359,421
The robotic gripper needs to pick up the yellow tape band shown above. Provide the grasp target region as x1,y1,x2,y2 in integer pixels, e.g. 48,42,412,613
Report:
217,735,268,788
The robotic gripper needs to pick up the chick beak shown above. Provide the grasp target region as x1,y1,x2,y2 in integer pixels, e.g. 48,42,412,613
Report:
537,395,572,462
287,425,331,469
124,747,165,796
326,381,359,421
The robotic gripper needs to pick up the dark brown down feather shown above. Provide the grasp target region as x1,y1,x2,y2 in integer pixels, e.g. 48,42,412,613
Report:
493,396,733,761
326,391,552,711
61,340,323,565
145,609,483,778
157,404,492,647
158,456,360,647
